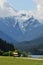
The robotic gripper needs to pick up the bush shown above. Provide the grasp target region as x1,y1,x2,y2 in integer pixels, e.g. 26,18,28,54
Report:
0,50,4,55
22,51,28,57
3,52,9,56
2,51,13,56
8,51,13,56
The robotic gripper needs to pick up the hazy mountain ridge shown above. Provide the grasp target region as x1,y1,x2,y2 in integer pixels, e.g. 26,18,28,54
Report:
0,30,17,43
14,36,43,52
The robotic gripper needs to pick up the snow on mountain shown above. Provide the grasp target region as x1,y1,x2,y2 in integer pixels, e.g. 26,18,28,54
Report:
0,16,43,42
0,0,43,42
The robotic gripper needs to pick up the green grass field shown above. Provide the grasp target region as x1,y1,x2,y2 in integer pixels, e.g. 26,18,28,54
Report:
0,56,43,65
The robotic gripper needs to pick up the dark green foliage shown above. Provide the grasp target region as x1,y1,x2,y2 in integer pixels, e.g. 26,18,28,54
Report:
0,38,20,56
16,36,43,55
2,52,9,56
0,38,15,52
0,50,4,55
22,51,28,57
2,51,13,56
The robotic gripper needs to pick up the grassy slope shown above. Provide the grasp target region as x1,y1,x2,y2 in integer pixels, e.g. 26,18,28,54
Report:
0,56,43,65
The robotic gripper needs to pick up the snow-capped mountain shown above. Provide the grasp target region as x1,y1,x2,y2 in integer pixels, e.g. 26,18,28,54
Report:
0,0,43,42
0,16,43,42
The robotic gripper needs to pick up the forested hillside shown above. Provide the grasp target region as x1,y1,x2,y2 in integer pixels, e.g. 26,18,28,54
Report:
15,36,43,55
0,39,15,52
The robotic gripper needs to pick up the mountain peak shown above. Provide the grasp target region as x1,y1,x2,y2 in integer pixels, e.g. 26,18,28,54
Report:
0,15,43,42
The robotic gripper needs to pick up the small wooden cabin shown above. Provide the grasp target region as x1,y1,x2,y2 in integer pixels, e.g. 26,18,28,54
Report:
13,52,18,57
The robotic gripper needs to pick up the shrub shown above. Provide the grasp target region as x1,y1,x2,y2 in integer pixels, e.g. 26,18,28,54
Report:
0,50,4,55
3,52,9,56
22,51,28,57
2,51,12,56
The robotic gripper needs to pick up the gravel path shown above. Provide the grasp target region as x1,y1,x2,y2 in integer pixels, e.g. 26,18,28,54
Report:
16,57,43,60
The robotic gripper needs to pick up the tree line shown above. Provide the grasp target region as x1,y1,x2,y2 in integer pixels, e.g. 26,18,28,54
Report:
0,38,15,56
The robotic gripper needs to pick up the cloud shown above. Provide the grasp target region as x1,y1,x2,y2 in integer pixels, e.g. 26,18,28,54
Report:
33,0,43,19
0,0,7,8
0,0,43,19
0,0,17,17
33,0,43,5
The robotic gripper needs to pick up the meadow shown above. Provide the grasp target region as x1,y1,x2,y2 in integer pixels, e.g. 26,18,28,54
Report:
0,56,43,65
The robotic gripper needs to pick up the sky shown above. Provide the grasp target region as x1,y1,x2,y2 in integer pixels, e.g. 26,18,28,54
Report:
8,0,36,11
8,0,43,19
0,0,43,19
